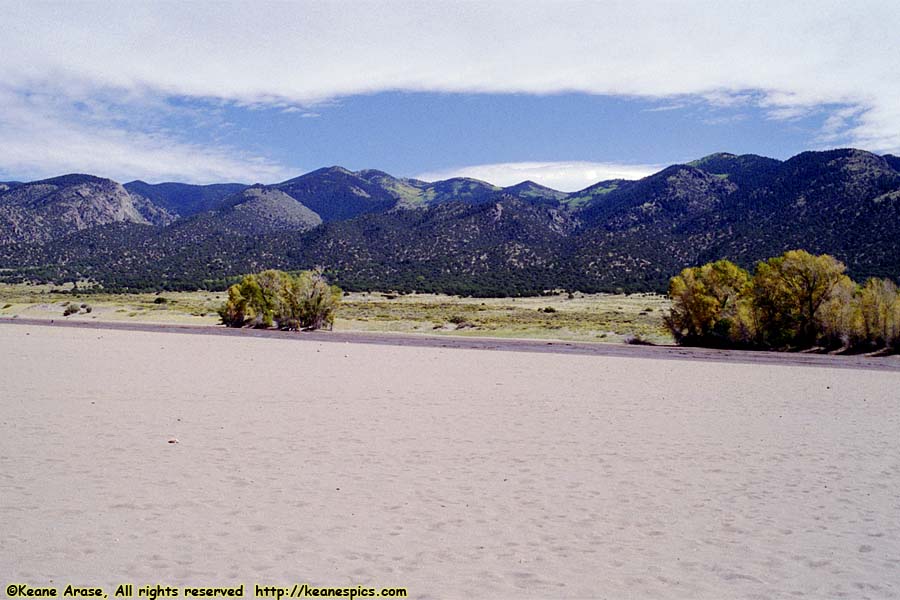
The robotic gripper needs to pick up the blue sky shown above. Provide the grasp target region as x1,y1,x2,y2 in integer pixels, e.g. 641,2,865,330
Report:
1,1,898,190
212,92,834,182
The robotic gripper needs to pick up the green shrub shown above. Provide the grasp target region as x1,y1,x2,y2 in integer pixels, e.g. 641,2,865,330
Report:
219,268,342,331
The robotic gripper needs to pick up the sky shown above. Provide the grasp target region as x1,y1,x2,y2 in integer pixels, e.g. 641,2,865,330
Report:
1,1,898,191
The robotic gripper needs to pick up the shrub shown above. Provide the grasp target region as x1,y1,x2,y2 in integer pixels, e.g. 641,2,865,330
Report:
278,270,343,330
219,269,342,331
624,333,654,345
63,304,80,316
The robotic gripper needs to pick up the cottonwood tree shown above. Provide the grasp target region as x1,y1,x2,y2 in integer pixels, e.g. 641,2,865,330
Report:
665,259,751,345
751,250,851,347
859,277,900,349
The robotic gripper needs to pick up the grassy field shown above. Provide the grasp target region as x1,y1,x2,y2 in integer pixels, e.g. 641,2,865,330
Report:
0,284,673,344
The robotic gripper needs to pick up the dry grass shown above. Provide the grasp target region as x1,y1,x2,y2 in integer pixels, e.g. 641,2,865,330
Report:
0,283,224,325
0,284,673,344
336,291,672,343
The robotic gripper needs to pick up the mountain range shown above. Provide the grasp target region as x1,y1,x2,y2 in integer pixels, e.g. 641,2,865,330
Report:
1,148,898,295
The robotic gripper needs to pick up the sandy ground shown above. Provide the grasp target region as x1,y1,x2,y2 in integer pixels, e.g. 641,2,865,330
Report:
1,324,898,599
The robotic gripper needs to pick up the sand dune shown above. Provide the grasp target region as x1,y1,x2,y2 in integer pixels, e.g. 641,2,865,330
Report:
1,324,898,599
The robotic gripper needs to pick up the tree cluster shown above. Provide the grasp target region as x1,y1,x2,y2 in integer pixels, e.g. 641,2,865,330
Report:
218,269,342,331
666,250,900,352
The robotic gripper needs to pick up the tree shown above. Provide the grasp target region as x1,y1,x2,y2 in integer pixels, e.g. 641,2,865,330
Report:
815,276,862,349
859,277,900,349
751,250,851,347
665,259,751,345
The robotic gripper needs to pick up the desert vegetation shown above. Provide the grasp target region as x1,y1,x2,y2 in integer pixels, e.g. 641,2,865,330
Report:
0,282,670,343
218,268,342,330
666,249,900,353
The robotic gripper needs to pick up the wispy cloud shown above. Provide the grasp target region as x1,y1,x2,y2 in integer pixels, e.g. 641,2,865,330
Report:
643,103,690,113
0,84,293,183
417,162,662,192
702,114,749,126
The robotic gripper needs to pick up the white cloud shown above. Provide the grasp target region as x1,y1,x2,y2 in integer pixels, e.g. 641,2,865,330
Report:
1,0,899,181
0,84,292,183
417,162,663,192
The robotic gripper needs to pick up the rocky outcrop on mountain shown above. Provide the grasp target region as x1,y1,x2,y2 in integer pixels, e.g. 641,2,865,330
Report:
0,174,172,245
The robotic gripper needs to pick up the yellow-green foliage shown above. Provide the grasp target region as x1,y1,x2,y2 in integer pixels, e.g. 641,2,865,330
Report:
278,270,343,330
751,250,853,346
666,259,751,345
668,249,900,351
219,269,341,330
859,277,900,348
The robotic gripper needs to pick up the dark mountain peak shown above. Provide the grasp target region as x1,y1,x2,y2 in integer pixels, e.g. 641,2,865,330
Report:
355,168,394,180
440,176,496,186
883,154,900,172
418,177,502,206
503,180,568,203
788,147,885,168
33,173,114,188
766,148,900,211
570,178,631,196
577,163,737,226
298,165,354,179
325,165,354,175
123,180,249,217
782,148,898,179
685,152,783,189
688,152,781,169
505,179,557,192
275,166,399,222
688,152,737,166
654,163,740,194
634,163,725,187
658,163,704,176
277,167,338,186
